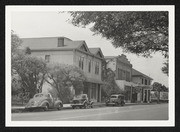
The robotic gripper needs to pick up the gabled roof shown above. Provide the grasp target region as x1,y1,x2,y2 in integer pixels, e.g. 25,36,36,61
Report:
132,68,153,80
21,37,84,50
89,48,104,58
21,37,104,60
104,56,116,59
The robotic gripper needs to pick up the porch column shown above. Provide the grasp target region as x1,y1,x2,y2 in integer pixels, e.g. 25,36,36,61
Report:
99,85,101,102
130,85,133,103
96,84,98,102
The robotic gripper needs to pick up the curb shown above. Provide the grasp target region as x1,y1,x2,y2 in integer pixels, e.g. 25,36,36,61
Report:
11,102,166,113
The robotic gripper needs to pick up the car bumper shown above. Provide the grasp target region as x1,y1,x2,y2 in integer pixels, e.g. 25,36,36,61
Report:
71,104,84,106
25,106,45,109
106,102,117,105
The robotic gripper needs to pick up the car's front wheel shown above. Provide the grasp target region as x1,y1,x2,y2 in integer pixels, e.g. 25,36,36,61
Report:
57,103,63,110
83,103,88,109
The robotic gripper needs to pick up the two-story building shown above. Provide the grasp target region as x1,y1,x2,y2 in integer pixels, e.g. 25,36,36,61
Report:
105,55,136,102
105,55,153,103
132,69,153,103
21,37,104,102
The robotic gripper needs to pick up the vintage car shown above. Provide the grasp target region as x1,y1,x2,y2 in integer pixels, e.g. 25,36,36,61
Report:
105,94,125,106
25,93,63,111
71,94,93,109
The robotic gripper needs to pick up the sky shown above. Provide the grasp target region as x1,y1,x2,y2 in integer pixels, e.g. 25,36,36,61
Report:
11,11,168,87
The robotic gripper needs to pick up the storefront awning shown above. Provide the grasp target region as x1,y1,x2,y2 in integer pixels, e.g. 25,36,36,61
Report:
85,78,104,84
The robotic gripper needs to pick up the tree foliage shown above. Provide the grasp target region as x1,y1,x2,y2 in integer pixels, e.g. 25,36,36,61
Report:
45,63,86,102
12,52,47,98
68,11,169,75
11,30,22,57
101,66,121,97
152,82,168,102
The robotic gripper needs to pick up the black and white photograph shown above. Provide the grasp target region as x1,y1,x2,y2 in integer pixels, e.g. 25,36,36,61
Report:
5,6,175,127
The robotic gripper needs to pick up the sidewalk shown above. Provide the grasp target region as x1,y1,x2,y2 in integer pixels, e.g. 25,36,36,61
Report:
11,102,160,113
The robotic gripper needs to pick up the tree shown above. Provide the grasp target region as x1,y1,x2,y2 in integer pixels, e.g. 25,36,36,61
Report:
152,82,168,103
45,63,86,103
68,12,169,75
12,53,47,98
101,64,122,97
11,30,22,57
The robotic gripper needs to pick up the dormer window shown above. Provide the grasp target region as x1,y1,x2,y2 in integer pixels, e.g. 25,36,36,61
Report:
58,38,64,47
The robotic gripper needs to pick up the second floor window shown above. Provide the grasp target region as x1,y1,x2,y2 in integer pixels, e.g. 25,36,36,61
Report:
45,55,50,63
118,68,122,80
145,79,147,85
95,62,99,75
126,71,130,82
79,56,84,70
88,59,91,73
142,78,144,84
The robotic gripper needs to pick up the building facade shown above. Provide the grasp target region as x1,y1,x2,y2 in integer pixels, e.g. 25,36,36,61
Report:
21,37,104,102
105,55,153,103
132,69,153,103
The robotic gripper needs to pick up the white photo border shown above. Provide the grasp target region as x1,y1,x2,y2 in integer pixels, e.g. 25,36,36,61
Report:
6,5,175,127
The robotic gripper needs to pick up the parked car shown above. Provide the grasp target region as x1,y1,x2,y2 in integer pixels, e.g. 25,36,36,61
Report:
71,94,93,109
105,94,125,106
25,93,63,111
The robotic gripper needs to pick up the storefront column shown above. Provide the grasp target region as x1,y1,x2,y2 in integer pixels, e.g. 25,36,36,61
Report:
130,85,133,103
99,86,101,102
149,90,151,102
96,84,98,102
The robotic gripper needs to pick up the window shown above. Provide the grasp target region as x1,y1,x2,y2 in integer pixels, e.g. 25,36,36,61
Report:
95,62,99,75
126,71,130,82
58,38,64,47
45,55,50,63
122,70,126,80
79,56,84,70
149,80,151,85
118,68,122,80
88,59,91,73
142,78,144,84
145,79,147,85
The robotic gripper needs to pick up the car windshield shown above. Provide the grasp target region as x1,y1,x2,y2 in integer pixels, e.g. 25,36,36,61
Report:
111,95,118,99
34,94,44,98
74,94,87,99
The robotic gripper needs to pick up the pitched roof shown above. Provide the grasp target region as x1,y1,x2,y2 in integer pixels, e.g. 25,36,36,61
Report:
104,56,116,59
89,48,99,54
21,37,84,51
132,68,153,80
89,48,104,58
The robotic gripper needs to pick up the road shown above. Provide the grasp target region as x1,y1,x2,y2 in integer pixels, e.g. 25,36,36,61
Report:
12,103,168,121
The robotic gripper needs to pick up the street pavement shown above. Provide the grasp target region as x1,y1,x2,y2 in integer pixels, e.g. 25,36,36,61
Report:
12,103,168,121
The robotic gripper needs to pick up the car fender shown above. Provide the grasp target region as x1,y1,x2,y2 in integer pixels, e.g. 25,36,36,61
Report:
82,100,87,105
54,100,63,107
39,100,50,107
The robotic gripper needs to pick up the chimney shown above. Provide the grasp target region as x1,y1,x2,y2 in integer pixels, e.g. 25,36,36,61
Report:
58,37,64,47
